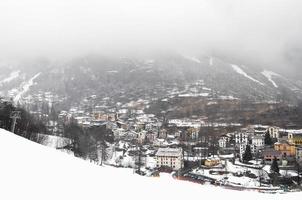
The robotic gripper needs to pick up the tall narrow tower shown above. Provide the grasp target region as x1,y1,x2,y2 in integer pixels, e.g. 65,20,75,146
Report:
10,111,21,133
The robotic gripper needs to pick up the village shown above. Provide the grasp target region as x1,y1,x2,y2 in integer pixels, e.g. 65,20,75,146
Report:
19,90,299,193
2,74,301,192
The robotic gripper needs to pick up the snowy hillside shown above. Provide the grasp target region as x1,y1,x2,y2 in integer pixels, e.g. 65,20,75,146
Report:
13,72,41,104
0,70,20,86
0,128,300,200
262,70,281,88
1,54,302,105
230,64,265,86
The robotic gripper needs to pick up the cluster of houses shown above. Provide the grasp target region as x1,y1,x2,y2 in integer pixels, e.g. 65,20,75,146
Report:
218,125,302,166
17,91,302,174
57,97,302,171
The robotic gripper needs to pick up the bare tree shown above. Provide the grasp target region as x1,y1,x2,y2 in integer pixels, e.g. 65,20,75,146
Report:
98,140,109,166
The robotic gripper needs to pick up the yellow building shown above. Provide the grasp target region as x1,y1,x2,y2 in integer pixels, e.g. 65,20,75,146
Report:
274,141,296,157
204,157,220,167
288,133,302,145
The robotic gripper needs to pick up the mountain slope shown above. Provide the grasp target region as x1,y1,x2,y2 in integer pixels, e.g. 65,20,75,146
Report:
0,54,302,106
262,70,280,88
231,64,265,86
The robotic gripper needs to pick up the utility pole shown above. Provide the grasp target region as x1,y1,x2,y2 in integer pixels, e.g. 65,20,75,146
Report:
259,169,262,187
10,111,21,133
297,161,300,186
138,146,141,174
136,143,142,174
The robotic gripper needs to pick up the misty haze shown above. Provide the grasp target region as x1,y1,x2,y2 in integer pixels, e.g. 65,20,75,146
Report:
0,0,302,199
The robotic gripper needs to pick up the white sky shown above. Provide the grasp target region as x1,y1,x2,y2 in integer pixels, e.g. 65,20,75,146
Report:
0,0,301,69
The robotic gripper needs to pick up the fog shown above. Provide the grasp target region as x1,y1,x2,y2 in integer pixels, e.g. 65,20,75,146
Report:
0,0,301,74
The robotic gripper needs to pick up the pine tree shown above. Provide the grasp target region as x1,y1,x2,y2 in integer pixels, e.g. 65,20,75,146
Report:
264,132,272,145
243,144,253,163
63,122,83,157
271,156,280,174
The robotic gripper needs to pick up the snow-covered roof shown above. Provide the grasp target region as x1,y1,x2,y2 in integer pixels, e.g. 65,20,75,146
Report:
251,135,264,140
262,148,282,156
155,148,182,157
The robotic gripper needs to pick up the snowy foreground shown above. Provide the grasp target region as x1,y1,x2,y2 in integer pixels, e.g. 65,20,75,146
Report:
0,129,300,200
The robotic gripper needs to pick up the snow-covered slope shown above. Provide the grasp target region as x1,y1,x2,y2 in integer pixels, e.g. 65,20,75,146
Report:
261,70,281,88
0,70,20,85
13,72,41,104
231,64,265,86
0,129,300,200
183,55,201,64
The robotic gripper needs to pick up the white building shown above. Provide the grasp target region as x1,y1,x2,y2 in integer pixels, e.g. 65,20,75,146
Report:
137,130,146,144
296,147,302,163
218,138,227,148
218,136,230,148
235,132,248,145
113,128,127,140
251,135,264,149
145,123,153,131
155,148,183,170
268,126,279,138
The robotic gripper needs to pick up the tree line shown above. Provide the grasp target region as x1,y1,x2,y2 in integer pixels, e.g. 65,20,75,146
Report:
62,121,114,165
0,98,46,142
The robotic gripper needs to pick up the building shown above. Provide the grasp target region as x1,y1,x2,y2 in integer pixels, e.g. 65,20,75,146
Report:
145,131,157,143
123,131,138,141
235,132,248,145
155,148,183,170
113,128,127,140
218,137,227,148
204,157,220,167
288,132,302,145
251,135,264,149
145,123,153,131
296,146,302,163
193,147,208,158
268,126,279,138
218,135,231,148
274,141,296,157
158,129,168,139
262,148,282,164
137,130,146,144
186,127,199,140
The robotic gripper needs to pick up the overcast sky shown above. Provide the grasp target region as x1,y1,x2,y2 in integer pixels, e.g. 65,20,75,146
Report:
0,0,301,72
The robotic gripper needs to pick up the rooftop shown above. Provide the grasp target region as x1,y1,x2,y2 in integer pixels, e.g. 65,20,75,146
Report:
155,148,182,157
262,148,282,156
